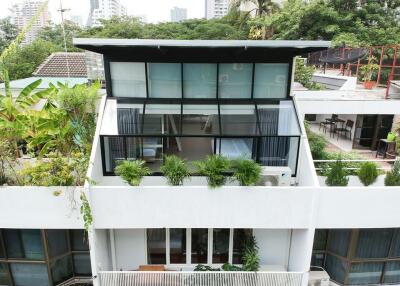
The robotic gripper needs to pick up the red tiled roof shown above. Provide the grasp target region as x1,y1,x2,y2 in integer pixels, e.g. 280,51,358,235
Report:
33,52,87,77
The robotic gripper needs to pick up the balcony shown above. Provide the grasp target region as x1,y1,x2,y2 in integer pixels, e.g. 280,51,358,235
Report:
97,271,305,286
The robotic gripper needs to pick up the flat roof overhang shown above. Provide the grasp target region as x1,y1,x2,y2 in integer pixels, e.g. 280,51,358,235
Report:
73,38,331,62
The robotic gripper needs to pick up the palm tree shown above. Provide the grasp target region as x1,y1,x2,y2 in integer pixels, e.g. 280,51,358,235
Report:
230,0,280,17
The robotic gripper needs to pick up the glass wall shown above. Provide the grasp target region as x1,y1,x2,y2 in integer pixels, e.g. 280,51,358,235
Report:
147,228,252,266
0,229,91,286
110,62,146,98
109,62,290,99
101,101,301,175
312,229,400,285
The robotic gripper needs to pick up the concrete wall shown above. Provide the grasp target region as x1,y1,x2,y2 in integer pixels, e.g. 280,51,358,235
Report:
311,74,357,90
114,229,146,271
254,229,291,268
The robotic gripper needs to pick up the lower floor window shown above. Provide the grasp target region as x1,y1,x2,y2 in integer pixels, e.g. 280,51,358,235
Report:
147,228,252,265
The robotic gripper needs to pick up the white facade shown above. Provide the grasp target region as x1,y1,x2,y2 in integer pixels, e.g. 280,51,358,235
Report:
9,0,51,45
206,0,230,19
89,0,127,27
171,7,187,22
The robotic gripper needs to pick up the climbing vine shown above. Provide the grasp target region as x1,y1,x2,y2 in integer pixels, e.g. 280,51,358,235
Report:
80,191,93,232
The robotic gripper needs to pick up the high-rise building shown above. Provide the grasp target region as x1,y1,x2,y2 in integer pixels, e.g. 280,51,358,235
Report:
170,7,187,22
88,0,127,27
9,0,51,45
205,0,230,19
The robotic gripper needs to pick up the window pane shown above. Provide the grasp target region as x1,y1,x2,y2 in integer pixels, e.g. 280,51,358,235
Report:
51,255,73,285
258,136,299,172
348,262,384,285
170,229,186,264
183,64,217,99
143,104,181,135
0,263,11,285
325,254,347,284
0,233,4,258
182,105,219,135
70,230,89,251
355,229,392,258
311,253,325,268
391,230,400,257
217,138,254,160
219,64,252,99
191,229,208,264
258,101,300,136
327,230,351,257
73,254,92,276
148,63,181,98
147,229,166,264
117,107,143,135
220,105,258,136
384,261,400,284
4,230,44,260
232,229,252,264
313,230,328,251
10,263,49,286
110,62,146,98
212,229,229,264
46,230,69,258
253,64,288,99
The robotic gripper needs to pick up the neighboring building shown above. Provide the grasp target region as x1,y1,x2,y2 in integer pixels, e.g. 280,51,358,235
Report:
205,0,230,19
88,0,127,27
70,15,84,27
34,52,88,78
170,7,187,22
9,0,51,45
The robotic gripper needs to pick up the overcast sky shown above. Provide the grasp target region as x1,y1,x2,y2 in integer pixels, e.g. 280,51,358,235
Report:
0,0,205,24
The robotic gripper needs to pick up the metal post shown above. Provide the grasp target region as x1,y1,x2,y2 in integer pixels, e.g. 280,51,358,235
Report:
377,46,385,85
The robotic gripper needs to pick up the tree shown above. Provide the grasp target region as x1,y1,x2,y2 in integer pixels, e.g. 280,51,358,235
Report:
231,0,280,17
39,20,82,52
0,18,18,53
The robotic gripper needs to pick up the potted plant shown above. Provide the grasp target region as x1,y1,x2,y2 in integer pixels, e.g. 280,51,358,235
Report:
385,159,400,186
115,160,150,186
194,155,230,188
325,157,349,186
232,158,262,186
358,162,379,186
360,57,379,89
160,155,190,186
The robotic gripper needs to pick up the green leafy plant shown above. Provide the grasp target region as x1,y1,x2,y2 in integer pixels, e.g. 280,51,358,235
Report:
360,57,379,81
325,157,349,186
232,158,262,186
19,156,74,186
358,162,379,186
385,160,400,186
160,155,190,186
242,235,260,271
304,121,328,160
194,155,230,188
115,160,150,186
194,264,220,271
221,263,243,271
80,192,93,232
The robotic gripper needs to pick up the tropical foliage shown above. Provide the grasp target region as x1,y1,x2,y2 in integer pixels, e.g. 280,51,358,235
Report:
325,157,349,186
160,155,191,186
115,160,151,186
195,155,231,188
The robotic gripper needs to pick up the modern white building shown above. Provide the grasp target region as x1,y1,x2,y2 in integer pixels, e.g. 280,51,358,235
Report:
1,39,400,286
87,0,127,27
170,7,187,23
205,0,230,19
9,0,51,45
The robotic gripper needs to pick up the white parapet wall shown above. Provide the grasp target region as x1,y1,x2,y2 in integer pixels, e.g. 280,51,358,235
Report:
0,186,84,229
311,73,357,90
89,186,315,229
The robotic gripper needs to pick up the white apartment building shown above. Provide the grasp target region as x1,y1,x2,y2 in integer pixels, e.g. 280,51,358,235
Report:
206,0,230,19
1,39,400,286
88,0,127,27
171,7,187,23
9,0,51,45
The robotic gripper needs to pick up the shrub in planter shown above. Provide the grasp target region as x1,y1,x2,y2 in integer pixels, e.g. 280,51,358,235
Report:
242,235,260,271
232,158,262,186
385,160,400,186
194,155,230,188
115,160,150,186
160,155,190,186
358,162,379,186
325,158,349,186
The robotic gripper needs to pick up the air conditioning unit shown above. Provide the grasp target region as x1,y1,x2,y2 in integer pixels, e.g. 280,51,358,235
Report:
308,270,330,286
259,166,292,186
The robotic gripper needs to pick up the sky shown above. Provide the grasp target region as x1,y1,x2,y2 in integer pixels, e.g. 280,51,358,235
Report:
0,0,205,24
